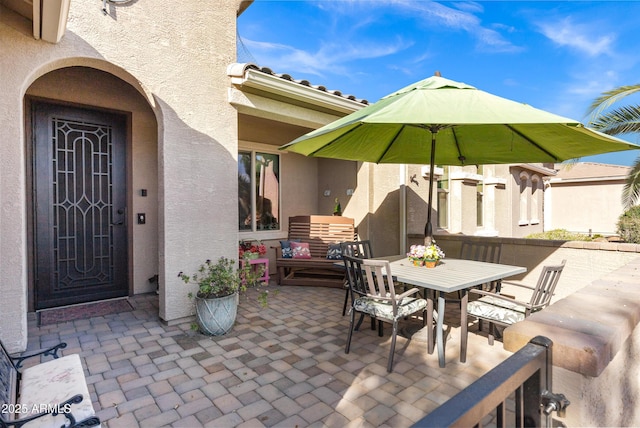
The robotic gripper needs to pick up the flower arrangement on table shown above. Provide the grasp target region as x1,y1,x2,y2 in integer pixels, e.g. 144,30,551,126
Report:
239,240,267,260
407,243,445,267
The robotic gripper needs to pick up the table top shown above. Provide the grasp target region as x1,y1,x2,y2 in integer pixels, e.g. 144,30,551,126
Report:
383,256,527,293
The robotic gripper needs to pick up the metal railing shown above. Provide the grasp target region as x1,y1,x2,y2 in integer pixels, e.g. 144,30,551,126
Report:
413,336,569,427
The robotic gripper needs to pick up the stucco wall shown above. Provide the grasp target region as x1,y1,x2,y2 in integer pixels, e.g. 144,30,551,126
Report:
546,180,627,236
0,0,244,351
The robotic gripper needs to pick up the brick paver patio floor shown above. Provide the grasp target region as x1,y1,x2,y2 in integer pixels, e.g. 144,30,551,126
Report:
24,285,513,427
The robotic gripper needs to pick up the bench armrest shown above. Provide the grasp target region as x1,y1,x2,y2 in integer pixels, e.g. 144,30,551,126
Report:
0,394,100,428
12,342,67,369
270,245,282,258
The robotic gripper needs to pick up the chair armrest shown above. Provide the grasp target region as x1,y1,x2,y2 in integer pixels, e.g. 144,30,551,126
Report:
396,288,421,301
12,342,67,369
500,281,536,291
0,394,100,428
469,289,532,308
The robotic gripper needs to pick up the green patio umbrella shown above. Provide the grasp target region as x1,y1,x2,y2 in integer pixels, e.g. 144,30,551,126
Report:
280,74,640,240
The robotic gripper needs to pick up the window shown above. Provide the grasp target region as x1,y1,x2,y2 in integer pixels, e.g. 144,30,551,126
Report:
238,151,280,232
437,166,449,229
518,170,530,225
530,175,540,224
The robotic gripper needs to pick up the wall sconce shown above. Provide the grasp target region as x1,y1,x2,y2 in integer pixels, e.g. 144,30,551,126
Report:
323,190,331,196
346,189,354,196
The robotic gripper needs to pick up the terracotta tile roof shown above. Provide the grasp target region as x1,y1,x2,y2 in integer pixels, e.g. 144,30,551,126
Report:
228,62,369,105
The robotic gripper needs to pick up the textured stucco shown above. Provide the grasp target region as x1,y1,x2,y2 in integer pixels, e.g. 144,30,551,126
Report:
0,0,245,351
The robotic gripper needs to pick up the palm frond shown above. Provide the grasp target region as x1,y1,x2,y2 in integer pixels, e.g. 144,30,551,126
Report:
589,105,640,134
586,84,640,119
622,156,640,209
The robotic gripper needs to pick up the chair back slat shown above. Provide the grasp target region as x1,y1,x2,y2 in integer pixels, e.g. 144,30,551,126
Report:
529,260,566,310
340,240,373,259
342,255,369,300
361,259,397,302
460,240,502,263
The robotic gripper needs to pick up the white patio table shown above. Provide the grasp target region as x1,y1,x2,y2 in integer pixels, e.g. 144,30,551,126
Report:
381,256,526,368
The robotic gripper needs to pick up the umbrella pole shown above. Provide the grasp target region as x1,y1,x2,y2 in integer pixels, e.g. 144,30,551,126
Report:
424,132,437,245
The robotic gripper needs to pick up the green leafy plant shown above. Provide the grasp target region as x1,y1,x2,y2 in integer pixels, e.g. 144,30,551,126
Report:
525,229,595,241
178,257,271,303
617,206,640,244
333,198,342,215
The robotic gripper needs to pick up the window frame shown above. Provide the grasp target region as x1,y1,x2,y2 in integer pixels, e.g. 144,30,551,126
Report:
238,142,283,240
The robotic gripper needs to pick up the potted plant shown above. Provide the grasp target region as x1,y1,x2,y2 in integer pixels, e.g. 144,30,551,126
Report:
333,198,342,216
238,239,267,260
178,257,267,335
407,243,445,268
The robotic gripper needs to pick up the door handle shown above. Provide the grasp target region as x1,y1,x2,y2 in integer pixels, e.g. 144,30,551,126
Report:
112,208,126,226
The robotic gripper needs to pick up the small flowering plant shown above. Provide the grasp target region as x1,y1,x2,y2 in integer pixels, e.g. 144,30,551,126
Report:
239,239,267,259
407,243,445,262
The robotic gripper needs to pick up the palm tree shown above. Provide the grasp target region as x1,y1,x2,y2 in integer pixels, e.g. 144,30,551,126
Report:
587,85,640,208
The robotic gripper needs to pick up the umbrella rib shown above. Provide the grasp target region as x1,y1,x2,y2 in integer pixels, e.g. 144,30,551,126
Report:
450,127,465,164
374,125,406,163
506,124,561,161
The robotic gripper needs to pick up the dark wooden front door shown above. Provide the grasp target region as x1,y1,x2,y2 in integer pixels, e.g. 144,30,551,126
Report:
32,102,128,309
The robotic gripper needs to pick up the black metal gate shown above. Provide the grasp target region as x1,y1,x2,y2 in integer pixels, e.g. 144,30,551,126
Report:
413,336,569,427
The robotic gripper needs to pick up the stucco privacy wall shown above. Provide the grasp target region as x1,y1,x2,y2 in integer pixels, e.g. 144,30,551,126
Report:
0,0,244,351
409,234,640,299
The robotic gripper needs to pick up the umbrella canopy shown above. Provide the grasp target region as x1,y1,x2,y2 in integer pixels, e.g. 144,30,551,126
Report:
280,75,640,238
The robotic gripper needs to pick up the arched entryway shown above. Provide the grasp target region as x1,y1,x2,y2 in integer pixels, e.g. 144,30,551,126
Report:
25,65,159,311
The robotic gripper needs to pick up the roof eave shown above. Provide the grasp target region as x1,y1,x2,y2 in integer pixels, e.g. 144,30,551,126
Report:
229,65,365,115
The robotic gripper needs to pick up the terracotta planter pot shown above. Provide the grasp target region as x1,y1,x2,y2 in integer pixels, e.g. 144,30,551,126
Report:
425,260,438,268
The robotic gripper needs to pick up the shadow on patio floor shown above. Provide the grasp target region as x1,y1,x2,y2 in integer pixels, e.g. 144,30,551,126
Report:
25,285,512,427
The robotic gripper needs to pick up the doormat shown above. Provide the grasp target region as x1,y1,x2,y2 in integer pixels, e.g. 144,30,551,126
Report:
38,298,133,326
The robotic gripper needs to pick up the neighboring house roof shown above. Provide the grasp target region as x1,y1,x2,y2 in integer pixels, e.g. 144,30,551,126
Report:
549,162,631,183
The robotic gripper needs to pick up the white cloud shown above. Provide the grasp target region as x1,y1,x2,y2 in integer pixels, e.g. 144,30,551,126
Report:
536,17,616,57
242,37,412,78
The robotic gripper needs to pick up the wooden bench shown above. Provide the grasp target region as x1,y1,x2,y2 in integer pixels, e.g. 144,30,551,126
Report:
0,340,100,428
275,215,355,288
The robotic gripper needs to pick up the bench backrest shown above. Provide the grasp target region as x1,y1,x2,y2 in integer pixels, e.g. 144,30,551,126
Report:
0,341,18,420
288,215,355,258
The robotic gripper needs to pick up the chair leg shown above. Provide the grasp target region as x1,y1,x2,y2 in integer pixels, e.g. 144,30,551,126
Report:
342,288,349,316
488,322,495,346
378,320,383,337
460,303,468,363
346,310,356,354
355,313,365,331
387,320,398,373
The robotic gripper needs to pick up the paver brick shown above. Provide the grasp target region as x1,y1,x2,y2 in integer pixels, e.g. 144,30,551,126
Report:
24,287,521,428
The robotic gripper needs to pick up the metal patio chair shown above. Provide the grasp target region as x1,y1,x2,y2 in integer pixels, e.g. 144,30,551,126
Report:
343,256,427,372
463,260,566,351
339,240,374,316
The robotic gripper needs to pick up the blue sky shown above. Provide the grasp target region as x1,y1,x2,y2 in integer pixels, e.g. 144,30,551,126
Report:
237,0,640,166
